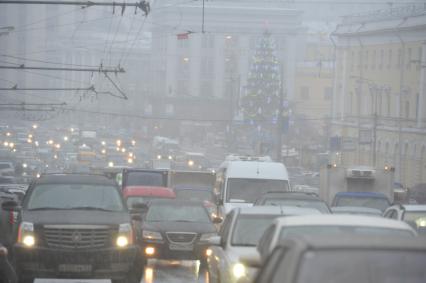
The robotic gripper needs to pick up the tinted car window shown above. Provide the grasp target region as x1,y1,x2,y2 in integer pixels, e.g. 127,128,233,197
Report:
227,178,289,203
126,172,166,187
293,249,426,283
335,196,389,211
146,204,211,223
232,214,279,246
26,184,124,211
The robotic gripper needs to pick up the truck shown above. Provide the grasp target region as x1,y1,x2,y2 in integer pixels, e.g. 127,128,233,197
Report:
319,165,395,207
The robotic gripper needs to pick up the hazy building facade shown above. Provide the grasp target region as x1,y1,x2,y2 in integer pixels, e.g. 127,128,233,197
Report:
331,4,426,187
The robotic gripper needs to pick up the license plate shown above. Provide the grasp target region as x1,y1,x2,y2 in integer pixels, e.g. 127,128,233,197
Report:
169,244,193,251
58,264,92,273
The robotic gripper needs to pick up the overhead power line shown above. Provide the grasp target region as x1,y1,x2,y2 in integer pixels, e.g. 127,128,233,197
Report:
0,64,125,73
0,0,151,15
0,86,94,91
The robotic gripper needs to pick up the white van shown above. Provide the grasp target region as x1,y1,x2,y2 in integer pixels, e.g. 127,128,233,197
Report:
215,155,290,215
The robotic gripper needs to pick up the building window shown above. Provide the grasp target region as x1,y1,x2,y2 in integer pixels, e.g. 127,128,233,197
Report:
350,51,355,71
165,104,174,116
406,48,412,69
358,51,362,69
300,86,310,100
387,94,391,117
144,104,152,115
387,49,392,69
200,80,213,97
177,57,190,79
372,50,376,69
379,49,384,69
405,101,410,119
378,94,382,116
397,48,402,69
418,47,423,70
371,94,375,115
176,80,189,96
349,92,354,114
364,50,369,69
324,87,332,101
200,57,214,79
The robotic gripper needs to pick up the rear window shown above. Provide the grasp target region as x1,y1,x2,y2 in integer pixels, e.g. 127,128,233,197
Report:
293,249,426,283
125,171,167,187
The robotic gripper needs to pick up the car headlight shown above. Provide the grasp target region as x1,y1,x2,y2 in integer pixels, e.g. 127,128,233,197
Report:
200,233,217,241
116,223,133,248
232,263,246,279
142,230,163,240
18,222,35,248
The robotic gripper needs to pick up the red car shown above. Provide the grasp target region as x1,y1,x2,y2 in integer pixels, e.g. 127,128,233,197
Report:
123,186,176,208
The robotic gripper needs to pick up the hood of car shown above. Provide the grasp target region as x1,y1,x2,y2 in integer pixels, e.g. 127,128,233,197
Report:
226,246,259,263
22,209,130,226
143,221,216,234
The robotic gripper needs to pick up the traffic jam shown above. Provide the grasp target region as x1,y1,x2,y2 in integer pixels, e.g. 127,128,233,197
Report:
0,123,425,283
1,0,426,283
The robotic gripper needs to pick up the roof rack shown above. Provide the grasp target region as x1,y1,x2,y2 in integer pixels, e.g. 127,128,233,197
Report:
225,154,272,162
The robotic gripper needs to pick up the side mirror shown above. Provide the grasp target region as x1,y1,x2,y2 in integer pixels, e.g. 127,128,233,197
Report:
212,217,223,224
239,254,261,268
207,235,221,246
1,200,20,212
131,202,148,214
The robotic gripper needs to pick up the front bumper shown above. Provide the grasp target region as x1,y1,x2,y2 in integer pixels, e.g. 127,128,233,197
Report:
14,244,138,279
140,240,209,260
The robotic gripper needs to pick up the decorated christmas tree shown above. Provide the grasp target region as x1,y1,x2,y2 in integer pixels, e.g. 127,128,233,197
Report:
241,31,281,153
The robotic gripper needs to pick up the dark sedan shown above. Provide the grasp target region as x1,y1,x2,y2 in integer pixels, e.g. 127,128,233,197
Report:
254,192,331,214
139,200,220,265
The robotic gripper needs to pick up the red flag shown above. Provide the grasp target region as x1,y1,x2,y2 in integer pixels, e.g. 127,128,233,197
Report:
177,33,189,40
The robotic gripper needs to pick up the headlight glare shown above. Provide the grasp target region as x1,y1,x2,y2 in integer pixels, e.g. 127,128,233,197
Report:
143,230,163,240
232,263,246,279
116,223,133,247
116,236,129,247
18,222,35,248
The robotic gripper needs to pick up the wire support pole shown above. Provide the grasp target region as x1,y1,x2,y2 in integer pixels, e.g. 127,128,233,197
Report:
0,0,151,15
0,65,125,73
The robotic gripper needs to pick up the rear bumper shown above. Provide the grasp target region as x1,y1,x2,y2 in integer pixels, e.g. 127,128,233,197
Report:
14,244,138,279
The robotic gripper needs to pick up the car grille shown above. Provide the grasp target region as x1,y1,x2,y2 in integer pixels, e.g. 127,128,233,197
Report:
43,225,112,249
166,232,197,244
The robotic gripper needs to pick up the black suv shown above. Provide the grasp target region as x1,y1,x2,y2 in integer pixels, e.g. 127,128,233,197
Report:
1,173,143,283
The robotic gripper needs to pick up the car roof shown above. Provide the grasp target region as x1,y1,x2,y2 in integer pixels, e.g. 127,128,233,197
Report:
258,192,322,201
148,199,204,206
273,215,416,231
398,204,426,211
335,192,388,198
236,206,322,216
280,234,426,251
35,173,116,186
123,186,175,197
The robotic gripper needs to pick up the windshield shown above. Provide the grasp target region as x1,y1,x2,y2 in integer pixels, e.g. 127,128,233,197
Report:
26,184,124,211
0,163,12,170
292,250,426,283
146,204,211,223
279,226,415,241
232,214,280,246
125,171,167,187
175,189,214,202
262,198,330,213
227,178,289,203
335,196,390,211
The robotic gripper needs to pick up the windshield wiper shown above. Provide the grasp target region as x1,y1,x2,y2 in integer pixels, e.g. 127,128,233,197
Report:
173,220,193,223
69,206,117,212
